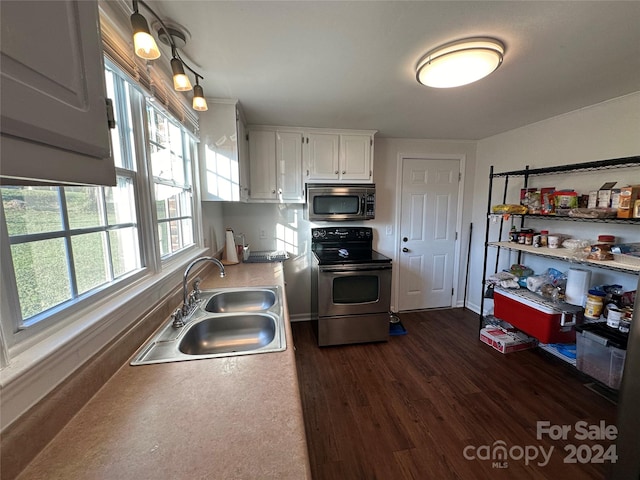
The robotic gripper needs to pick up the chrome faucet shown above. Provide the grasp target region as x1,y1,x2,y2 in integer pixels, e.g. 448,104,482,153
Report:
181,256,225,318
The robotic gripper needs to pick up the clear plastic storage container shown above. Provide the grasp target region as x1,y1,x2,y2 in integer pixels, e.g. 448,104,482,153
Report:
575,323,628,389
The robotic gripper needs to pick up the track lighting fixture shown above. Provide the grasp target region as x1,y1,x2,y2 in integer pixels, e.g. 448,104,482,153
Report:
192,76,208,111
131,0,208,111
171,53,192,91
130,5,160,60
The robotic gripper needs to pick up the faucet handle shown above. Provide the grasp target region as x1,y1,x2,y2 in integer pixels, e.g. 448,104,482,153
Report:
188,290,198,306
193,278,201,300
171,309,184,328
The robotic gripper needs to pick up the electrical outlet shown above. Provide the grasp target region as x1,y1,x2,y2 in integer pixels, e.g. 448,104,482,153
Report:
259,229,267,239
386,225,393,235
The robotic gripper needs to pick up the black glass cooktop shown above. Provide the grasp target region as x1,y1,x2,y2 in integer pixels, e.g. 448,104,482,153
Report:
312,247,392,265
311,226,392,265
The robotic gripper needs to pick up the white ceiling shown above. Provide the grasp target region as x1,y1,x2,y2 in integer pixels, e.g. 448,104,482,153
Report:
151,1,640,140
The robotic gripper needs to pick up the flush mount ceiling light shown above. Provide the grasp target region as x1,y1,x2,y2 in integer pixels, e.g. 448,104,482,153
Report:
416,37,505,88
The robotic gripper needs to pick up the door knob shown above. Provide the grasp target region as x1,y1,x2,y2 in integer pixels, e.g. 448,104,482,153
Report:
402,247,409,253
402,237,408,242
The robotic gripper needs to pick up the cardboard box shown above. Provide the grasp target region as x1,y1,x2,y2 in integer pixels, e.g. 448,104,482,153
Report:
610,189,621,209
480,327,537,354
597,182,617,208
540,187,555,214
617,185,640,218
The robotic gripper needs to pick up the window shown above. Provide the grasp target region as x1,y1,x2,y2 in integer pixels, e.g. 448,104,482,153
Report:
1,181,140,326
147,105,195,257
0,61,199,343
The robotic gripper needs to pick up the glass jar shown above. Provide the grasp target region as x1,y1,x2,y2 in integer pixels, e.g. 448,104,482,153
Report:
524,233,534,245
540,230,549,247
584,290,606,320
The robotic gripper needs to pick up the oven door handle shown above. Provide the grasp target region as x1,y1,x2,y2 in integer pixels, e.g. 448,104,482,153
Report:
320,265,392,273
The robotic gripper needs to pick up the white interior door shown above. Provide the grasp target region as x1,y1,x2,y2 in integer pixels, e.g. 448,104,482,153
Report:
398,158,460,310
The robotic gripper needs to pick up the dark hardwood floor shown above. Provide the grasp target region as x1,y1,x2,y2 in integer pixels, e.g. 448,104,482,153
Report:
292,309,616,480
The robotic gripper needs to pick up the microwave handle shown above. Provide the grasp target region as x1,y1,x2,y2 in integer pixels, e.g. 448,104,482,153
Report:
361,194,366,214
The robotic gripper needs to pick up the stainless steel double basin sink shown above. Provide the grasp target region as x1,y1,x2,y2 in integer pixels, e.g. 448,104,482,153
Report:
131,286,286,365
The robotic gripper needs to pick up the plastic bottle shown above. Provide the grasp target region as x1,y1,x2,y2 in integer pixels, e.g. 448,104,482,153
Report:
584,290,606,320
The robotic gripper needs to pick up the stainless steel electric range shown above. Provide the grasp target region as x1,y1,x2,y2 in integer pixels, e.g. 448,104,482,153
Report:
311,226,392,346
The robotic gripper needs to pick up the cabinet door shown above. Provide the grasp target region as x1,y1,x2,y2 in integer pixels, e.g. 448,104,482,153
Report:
277,131,304,202
0,0,115,185
200,102,241,201
237,112,250,202
248,130,277,200
340,134,372,181
306,133,339,181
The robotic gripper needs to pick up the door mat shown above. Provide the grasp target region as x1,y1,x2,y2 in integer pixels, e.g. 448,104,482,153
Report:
390,321,407,336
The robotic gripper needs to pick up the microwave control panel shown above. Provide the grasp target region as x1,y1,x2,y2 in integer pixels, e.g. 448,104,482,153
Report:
364,193,375,218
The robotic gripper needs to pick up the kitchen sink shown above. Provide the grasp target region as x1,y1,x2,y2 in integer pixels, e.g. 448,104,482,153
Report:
180,314,276,355
204,288,276,313
130,286,285,365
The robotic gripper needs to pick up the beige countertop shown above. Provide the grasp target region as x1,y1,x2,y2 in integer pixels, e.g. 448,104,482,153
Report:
18,262,311,480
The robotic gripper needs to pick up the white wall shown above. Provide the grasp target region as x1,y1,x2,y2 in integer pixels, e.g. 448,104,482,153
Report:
219,203,313,320
372,138,477,310
468,92,640,314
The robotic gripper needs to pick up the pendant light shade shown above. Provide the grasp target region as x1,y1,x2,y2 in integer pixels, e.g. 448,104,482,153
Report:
192,80,208,111
131,12,160,60
416,38,504,88
171,57,192,91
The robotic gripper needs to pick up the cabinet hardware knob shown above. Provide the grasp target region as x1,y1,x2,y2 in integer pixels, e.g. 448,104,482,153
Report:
335,170,339,174
342,171,346,174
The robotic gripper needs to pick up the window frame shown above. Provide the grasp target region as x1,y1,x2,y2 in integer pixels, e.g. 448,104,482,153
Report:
0,61,203,355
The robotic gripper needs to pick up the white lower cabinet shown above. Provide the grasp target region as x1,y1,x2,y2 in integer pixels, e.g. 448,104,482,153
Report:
248,128,304,202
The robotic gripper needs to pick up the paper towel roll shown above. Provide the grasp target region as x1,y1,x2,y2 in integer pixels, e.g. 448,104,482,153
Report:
222,228,239,264
565,268,591,306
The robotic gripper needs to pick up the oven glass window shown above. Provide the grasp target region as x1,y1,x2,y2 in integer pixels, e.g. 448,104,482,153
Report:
313,195,360,215
333,275,379,303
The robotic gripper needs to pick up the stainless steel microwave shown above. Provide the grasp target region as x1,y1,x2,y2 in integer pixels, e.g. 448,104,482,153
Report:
306,184,375,221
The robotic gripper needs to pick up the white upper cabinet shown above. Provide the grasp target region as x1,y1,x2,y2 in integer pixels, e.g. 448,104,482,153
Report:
200,99,249,202
248,129,277,201
0,0,115,185
305,133,340,180
248,127,304,203
277,131,304,202
304,129,376,183
340,134,373,181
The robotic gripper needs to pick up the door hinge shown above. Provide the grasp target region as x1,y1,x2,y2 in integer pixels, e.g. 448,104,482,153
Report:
370,138,373,146
458,172,461,182
455,232,458,240
452,288,454,296
246,133,249,141
105,98,116,129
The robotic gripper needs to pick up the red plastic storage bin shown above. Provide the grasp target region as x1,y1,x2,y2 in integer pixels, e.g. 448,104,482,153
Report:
493,288,582,343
